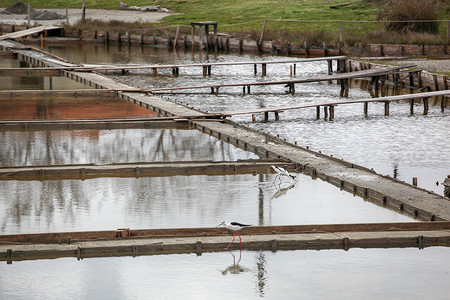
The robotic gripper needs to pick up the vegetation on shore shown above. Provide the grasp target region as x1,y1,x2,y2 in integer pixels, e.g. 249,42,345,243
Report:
1,0,449,47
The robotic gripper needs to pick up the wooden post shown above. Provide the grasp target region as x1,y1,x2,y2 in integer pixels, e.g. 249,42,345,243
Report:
384,101,390,116
202,66,207,76
323,42,328,56
323,106,328,119
413,177,418,187
82,0,86,22
65,8,69,24
254,64,257,75
410,99,414,115
442,76,448,112
423,97,429,115
258,19,267,52
329,105,334,121
262,63,267,76
294,64,296,76
316,106,320,119
264,111,269,122
198,25,203,51
247,85,251,94
409,72,414,87
252,114,256,123
364,102,368,116
327,60,333,75
40,33,43,48
191,25,195,49
274,111,279,121
213,24,218,51
204,24,210,50
27,5,31,27
447,21,450,51
174,25,180,50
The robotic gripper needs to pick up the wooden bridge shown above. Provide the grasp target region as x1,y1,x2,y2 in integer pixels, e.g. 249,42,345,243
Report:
0,55,346,76
0,25,62,41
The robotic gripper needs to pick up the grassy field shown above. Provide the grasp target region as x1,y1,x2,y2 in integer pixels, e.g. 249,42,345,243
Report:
1,0,449,46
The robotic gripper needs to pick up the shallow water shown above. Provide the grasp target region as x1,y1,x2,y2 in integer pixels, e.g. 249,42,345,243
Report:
0,173,414,235
42,44,449,195
0,58,87,91
1,247,449,299
0,96,157,120
0,128,257,167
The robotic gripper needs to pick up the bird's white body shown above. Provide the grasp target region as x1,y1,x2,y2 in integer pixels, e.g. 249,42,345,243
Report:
271,165,296,183
217,221,251,249
218,221,250,231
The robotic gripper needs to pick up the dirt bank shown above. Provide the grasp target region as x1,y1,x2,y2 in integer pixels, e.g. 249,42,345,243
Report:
0,8,175,25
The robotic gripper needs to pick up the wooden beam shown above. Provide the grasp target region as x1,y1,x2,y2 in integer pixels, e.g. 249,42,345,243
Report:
0,160,296,181
147,64,417,93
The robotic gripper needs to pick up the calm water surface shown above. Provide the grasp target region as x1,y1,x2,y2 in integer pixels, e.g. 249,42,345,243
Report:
0,128,256,167
0,173,414,235
1,247,449,299
42,44,449,194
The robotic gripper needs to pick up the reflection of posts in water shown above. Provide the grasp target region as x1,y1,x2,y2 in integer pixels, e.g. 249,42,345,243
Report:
221,250,248,275
255,251,267,297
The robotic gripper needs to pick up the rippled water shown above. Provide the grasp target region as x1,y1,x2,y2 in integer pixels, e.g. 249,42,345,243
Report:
0,128,256,167
0,172,414,235
43,44,449,194
1,247,449,299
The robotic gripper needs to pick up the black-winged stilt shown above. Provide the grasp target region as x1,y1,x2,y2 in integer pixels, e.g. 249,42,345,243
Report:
218,221,251,249
271,165,296,184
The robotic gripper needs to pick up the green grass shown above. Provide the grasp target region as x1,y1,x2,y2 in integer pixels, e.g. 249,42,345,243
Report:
1,0,449,46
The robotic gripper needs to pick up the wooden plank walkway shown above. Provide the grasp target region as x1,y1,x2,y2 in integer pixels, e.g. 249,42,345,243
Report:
0,160,295,181
1,222,450,261
146,64,417,93
0,25,62,41
219,90,450,120
0,118,191,131
4,40,450,223
0,55,346,76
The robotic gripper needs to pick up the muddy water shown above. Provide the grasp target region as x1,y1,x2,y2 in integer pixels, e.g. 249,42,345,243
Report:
0,172,414,235
0,128,256,167
0,96,157,120
1,247,449,299
42,43,448,195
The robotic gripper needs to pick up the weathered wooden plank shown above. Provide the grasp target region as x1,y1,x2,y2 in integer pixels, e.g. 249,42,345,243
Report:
0,159,295,181
0,25,62,41
0,119,190,131
0,221,448,245
147,64,417,93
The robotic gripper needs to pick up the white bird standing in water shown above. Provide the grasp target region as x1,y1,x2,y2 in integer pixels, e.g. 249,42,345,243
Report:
217,221,251,249
271,165,296,184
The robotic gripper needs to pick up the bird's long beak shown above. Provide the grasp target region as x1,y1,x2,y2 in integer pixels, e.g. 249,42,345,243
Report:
217,221,224,227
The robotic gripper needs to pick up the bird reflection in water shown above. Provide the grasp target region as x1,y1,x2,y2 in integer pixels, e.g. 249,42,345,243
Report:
221,250,249,276
271,183,296,199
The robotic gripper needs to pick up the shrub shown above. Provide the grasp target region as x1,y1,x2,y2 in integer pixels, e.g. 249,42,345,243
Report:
378,0,440,34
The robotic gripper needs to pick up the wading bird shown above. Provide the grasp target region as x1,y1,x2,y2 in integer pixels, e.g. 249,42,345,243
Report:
217,221,251,249
271,165,297,184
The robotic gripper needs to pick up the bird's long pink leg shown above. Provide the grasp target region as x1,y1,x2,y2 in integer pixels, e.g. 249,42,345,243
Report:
237,231,242,249
226,231,235,249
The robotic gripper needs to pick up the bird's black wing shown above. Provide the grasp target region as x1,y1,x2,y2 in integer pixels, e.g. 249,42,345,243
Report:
231,222,251,227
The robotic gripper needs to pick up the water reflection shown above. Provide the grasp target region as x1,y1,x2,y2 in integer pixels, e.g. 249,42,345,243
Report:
0,174,414,235
0,96,157,120
0,128,257,167
1,247,449,299
271,183,296,199
42,43,448,194
221,250,249,276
